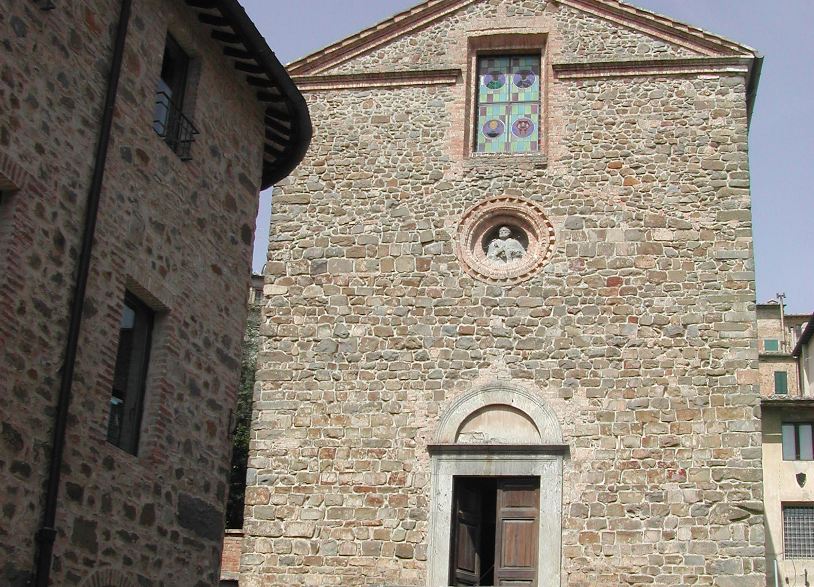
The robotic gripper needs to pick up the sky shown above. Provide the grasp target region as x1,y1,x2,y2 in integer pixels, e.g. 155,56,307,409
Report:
244,0,814,314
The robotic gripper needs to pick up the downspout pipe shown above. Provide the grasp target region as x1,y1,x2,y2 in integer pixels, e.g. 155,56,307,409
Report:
33,0,132,584
746,54,763,127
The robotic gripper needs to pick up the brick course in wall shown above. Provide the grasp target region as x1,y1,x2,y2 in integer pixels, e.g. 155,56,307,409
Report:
242,1,764,586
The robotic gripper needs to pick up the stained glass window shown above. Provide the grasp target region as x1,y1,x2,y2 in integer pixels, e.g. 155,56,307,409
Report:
475,55,540,154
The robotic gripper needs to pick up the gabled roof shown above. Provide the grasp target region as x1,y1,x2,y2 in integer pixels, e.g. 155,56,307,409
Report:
183,0,312,188
287,0,759,77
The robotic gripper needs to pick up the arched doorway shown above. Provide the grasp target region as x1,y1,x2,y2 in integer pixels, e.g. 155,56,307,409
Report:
427,384,565,586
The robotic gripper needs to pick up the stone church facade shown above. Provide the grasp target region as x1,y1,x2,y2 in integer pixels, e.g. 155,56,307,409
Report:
243,0,763,585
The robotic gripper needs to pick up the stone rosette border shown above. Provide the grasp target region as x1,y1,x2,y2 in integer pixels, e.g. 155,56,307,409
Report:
455,195,555,285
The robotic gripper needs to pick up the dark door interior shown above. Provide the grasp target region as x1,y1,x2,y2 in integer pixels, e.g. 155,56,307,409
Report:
450,477,539,586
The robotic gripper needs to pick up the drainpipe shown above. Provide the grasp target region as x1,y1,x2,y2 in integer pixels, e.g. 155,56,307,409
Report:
33,1,132,585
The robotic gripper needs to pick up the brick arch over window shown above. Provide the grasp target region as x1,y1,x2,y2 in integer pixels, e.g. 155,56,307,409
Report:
435,382,563,445
80,569,136,587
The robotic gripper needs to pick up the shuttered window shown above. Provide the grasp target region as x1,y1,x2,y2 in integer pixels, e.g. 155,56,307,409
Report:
775,371,789,395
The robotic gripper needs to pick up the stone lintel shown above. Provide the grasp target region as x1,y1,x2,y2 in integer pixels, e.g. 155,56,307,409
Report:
427,443,569,455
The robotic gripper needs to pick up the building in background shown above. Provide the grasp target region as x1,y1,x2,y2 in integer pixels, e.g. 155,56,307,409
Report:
756,302,809,397
0,1,309,585
793,314,814,397
240,0,764,585
761,308,814,583
220,274,263,587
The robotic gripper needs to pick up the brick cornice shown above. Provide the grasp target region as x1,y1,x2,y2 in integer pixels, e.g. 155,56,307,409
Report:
292,69,461,92
287,0,757,77
288,0,479,75
557,0,757,57
553,56,753,80
293,57,754,92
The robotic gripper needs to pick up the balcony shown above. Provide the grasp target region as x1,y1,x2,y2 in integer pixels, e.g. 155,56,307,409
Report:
153,91,198,160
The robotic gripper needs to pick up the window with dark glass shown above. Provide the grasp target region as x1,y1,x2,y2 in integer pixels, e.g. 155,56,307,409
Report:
474,55,541,154
107,293,154,455
775,370,789,394
0,188,15,262
782,423,814,461
153,34,197,159
784,505,814,559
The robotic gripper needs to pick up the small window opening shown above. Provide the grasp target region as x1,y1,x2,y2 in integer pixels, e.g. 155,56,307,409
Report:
107,292,154,455
153,34,198,159
782,423,814,461
764,338,780,352
775,370,789,395
0,188,16,262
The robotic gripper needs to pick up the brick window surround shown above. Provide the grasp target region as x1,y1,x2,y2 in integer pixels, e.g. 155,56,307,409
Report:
463,33,548,160
107,292,155,455
153,33,199,160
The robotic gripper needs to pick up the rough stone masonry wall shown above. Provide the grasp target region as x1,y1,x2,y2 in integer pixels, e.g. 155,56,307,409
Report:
243,2,762,586
0,0,265,585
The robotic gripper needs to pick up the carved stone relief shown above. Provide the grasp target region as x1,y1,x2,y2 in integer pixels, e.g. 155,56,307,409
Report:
455,195,555,285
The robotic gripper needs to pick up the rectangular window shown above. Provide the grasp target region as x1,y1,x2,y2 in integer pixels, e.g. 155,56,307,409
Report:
764,338,780,352
782,423,814,461
0,188,15,267
107,292,154,455
775,370,789,394
784,505,814,559
153,34,197,159
475,55,540,154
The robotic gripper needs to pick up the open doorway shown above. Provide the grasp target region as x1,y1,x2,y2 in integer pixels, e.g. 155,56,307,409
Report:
449,476,540,586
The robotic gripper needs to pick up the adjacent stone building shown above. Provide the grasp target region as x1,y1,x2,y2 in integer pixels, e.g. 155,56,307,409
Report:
0,1,309,585
242,0,764,585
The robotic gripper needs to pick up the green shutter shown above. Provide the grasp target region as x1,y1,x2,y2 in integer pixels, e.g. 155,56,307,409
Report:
764,339,780,352
775,371,789,395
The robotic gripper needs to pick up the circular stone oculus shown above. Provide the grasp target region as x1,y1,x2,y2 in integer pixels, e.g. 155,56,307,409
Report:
455,195,555,285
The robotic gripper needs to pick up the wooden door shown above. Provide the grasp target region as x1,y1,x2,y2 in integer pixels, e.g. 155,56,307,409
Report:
450,481,483,586
494,478,540,586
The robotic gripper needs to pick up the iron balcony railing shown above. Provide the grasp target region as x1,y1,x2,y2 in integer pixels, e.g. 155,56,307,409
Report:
153,91,198,160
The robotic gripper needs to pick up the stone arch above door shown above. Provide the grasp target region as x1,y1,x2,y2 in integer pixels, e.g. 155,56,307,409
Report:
435,382,563,445
427,382,564,586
